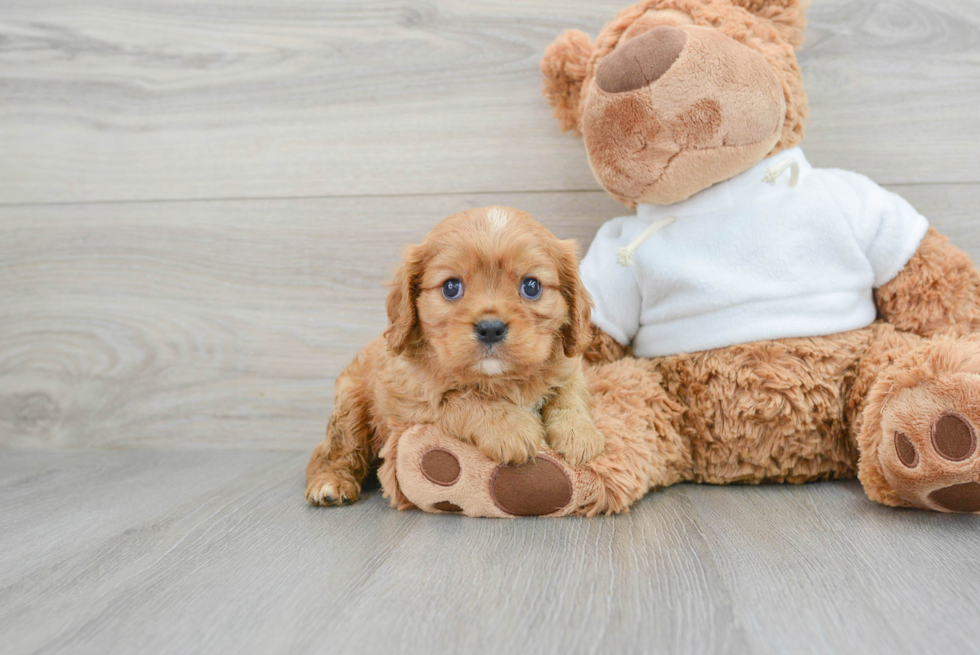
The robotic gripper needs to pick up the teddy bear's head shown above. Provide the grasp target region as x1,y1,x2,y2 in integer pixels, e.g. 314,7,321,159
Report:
542,0,809,206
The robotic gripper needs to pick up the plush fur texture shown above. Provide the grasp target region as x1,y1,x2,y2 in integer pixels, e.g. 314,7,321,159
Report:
306,207,603,506
581,24,786,205
876,228,980,338
542,0,808,206
856,331,980,510
542,29,594,133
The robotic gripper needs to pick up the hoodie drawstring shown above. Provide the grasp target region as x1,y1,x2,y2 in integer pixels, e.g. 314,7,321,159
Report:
763,156,801,188
616,217,676,267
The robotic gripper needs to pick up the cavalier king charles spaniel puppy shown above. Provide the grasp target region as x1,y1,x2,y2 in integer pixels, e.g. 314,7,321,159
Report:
306,206,604,505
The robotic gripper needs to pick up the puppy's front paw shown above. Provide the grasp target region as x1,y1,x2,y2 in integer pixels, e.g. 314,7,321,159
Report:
306,470,361,506
546,413,605,466
471,410,545,465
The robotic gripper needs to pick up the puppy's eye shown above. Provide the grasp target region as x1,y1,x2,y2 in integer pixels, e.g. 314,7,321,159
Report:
442,279,464,300
520,277,542,300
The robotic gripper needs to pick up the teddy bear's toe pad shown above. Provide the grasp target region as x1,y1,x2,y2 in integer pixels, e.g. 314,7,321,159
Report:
489,456,573,516
932,413,976,462
420,448,461,485
930,482,980,513
895,432,918,468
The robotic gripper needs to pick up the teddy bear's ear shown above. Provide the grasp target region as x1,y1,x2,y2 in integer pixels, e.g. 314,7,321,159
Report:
731,0,808,48
541,29,595,132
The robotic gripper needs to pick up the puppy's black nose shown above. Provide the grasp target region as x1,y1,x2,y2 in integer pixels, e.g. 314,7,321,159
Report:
475,320,508,345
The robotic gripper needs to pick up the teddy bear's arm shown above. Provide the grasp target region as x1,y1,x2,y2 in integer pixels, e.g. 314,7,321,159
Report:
584,326,630,364
875,228,980,338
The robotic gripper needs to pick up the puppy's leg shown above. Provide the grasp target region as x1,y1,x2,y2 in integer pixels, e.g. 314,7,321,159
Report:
305,420,369,506
437,397,545,465
306,353,376,506
543,365,604,465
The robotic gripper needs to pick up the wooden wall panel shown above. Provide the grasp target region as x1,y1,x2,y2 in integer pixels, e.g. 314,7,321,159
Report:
0,0,978,204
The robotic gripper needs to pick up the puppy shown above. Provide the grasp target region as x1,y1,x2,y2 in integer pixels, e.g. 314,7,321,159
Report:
306,206,605,506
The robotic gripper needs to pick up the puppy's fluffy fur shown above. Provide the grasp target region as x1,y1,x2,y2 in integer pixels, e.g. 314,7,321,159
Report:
306,206,604,506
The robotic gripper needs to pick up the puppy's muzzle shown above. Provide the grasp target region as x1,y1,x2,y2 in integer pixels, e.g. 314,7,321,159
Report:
475,320,508,345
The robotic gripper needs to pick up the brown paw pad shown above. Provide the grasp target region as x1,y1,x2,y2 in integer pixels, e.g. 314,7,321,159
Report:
432,501,463,513
932,413,977,462
930,482,980,513
420,448,461,486
895,432,919,468
489,455,572,517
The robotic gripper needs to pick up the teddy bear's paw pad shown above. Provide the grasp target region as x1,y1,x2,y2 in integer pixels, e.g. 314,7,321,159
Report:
489,455,573,516
929,482,980,513
420,448,461,486
895,432,919,468
931,413,977,462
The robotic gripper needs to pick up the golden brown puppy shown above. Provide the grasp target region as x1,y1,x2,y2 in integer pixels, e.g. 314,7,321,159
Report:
306,206,604,506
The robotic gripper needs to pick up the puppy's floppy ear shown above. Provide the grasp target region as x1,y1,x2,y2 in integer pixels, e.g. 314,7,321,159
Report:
384,244,427,355
541,29,594,133
551,238,594,357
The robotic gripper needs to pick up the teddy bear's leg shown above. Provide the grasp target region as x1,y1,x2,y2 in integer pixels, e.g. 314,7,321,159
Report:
852,326,980,512
875,228,980,338
383,358,692,517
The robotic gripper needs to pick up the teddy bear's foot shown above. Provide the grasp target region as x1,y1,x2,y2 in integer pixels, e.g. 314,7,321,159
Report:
887,408,980,513
391,424,598,517
861,336,980,513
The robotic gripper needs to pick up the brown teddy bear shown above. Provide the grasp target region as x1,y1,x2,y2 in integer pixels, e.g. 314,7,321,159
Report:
315,0,980,516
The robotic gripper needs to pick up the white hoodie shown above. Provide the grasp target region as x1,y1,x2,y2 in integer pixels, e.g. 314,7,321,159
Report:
579,147,929,358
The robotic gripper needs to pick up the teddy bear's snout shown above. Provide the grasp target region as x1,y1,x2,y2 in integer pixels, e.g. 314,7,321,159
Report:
595,26,687,94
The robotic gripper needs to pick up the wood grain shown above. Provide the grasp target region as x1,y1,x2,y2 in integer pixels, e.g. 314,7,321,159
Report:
2,451,978,655
2,184,978,451
0,0,978,205
3,186,978,451
691,483,980,655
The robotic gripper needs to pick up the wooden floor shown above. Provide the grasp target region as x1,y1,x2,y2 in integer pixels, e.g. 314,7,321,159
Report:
3,451,980,655
3,0,980,652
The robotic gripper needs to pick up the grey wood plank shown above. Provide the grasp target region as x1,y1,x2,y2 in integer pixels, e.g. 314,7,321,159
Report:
0,450,289,590
802,0,980,182
689,482,980,655
3,185,979,451
308,489,750,655
0,451,416,655
2,451,979,655
0,0,978,205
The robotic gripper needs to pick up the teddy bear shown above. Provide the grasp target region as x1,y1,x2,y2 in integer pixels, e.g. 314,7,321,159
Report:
352,0,980,517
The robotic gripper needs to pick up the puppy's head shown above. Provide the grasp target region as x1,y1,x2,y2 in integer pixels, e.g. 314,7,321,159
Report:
385,207,593,378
